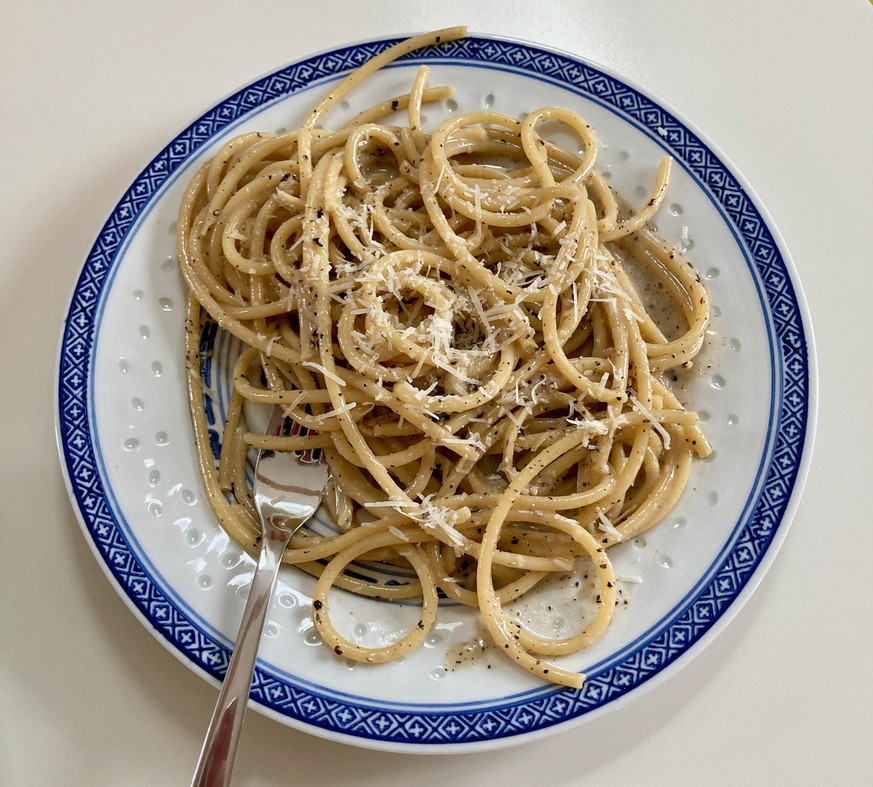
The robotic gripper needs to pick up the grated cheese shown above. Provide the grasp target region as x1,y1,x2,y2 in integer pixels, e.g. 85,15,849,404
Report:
443,433,486,452
596,508,623,542
363,499,417,509
549,220,567,240
410,496,466,548
264,335,278,357
434,162,448,194
387,525,411,542
312,401,357,421
629,394,672,449
595,372,610,398
302,360,347,387
567,417,609,435
623,306,644,324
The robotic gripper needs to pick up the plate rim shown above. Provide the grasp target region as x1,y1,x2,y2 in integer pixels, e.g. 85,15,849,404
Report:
55,31,817,752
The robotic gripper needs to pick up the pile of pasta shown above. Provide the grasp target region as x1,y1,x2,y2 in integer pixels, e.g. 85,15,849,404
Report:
178,27,711,688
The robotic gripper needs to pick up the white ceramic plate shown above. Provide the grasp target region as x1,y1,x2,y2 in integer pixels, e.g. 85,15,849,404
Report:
56,35,815,751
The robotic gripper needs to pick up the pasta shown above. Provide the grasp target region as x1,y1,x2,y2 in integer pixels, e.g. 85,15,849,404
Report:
177,27,711,688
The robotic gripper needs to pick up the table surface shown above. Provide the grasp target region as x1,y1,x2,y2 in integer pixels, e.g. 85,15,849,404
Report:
3,1,872,785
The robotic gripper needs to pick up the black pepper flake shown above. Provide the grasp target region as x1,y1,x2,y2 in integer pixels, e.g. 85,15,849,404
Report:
313,237,323,247
313,599,323,610
391,99,399,110
334,645,343,655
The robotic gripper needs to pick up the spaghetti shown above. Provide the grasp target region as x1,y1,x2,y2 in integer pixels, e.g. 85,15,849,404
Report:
177,27,711,688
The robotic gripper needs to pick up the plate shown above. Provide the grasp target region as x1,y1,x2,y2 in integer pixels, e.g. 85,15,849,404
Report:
56,34,815,751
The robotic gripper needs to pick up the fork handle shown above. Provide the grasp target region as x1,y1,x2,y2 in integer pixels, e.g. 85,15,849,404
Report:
191,523,293,787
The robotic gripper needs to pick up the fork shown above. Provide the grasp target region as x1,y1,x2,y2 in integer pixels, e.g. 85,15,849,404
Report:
192,406,329,787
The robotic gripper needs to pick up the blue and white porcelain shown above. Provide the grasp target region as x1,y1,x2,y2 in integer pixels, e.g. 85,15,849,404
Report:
56,35,815,751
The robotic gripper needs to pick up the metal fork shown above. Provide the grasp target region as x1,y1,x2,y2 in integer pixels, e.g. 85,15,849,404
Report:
192,407,329,787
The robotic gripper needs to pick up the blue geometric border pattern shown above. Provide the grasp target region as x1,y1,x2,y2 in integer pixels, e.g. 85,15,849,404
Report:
58,36,810,745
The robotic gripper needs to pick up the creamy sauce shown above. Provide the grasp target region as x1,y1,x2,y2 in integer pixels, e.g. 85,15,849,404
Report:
614,244,687,341
445,630,498,672
444,557,632,674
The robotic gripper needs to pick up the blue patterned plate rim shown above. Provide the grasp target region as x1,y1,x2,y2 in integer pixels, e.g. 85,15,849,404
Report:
55,33,816,751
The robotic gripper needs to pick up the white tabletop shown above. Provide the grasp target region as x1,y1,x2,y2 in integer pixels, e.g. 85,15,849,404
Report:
3,1,872,784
